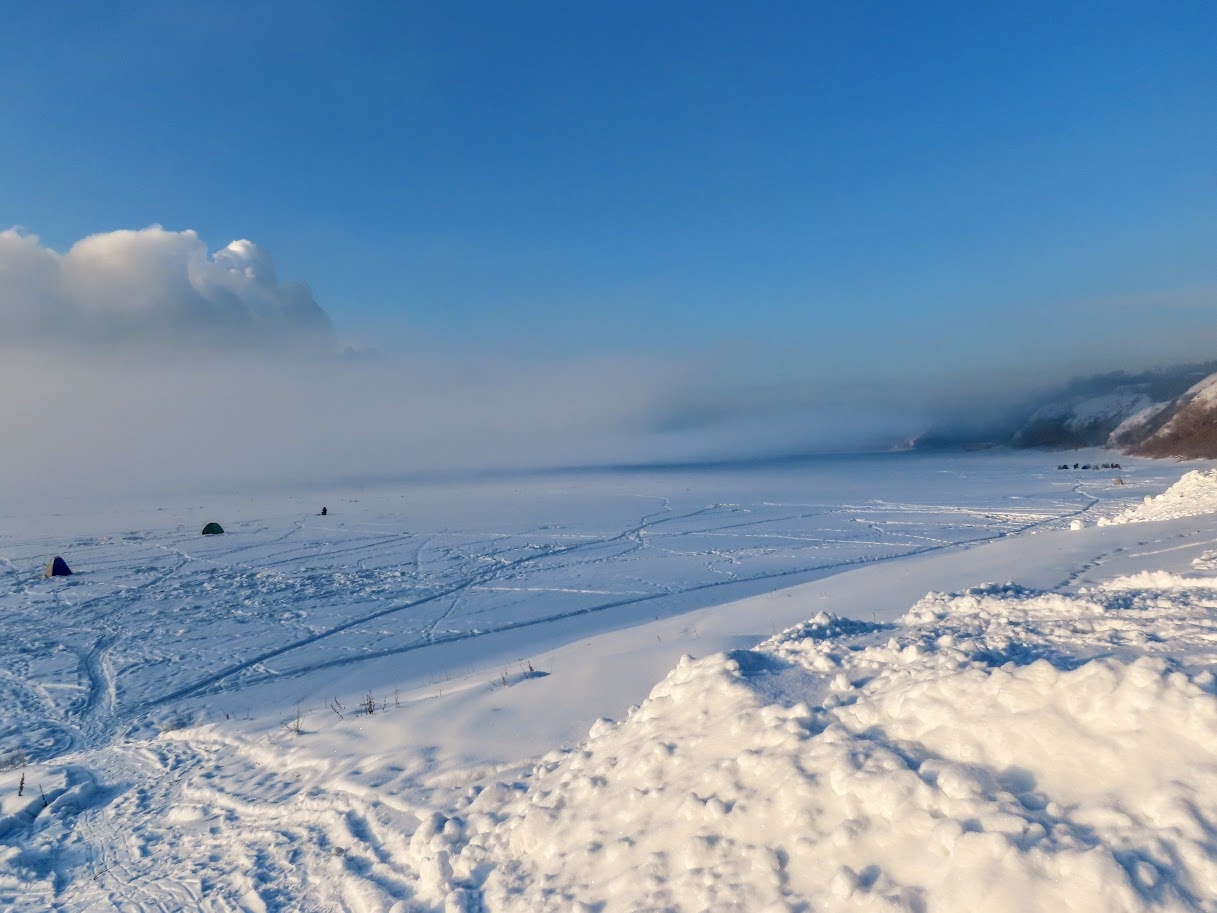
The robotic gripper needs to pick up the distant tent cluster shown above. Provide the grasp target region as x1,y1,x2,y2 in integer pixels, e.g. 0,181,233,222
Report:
1058,463,1121,470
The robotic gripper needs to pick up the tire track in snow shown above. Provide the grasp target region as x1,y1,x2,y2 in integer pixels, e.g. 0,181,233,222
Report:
75,633,118,729
136,490,1102,704
129,502,717,713
252,531,418,571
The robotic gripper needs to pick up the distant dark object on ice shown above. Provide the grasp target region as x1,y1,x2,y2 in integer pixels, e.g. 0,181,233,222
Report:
44,556,71,577
321,507,327,516
201,522,224,535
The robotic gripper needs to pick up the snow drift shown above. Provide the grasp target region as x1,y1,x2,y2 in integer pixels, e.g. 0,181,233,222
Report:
1099,468,1217,526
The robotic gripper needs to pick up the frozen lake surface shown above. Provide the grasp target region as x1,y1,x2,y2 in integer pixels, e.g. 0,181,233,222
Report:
0,449,1150,764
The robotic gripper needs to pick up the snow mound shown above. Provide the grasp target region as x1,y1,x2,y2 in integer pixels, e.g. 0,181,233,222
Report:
408,578,1217,912
1099,469,1217,526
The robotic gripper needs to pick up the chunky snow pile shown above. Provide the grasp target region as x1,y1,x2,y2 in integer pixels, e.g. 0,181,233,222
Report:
420,576,1217,913
1099,468,1217,526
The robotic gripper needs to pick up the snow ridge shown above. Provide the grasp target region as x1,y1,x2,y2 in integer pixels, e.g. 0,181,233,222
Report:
1099,468,1217,525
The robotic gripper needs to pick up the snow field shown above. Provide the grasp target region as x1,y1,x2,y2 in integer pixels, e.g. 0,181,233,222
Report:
0,451,1212,911
0,453,1134,769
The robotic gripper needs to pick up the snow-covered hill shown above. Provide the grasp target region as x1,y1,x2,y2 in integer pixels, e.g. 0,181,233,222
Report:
1010,389,1155,448
1009,366,1216,451
1005,363,1217,460
919,364,1217,455
1111,371,1217,459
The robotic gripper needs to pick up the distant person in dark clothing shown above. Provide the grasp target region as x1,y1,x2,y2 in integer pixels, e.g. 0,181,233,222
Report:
321,507,328,516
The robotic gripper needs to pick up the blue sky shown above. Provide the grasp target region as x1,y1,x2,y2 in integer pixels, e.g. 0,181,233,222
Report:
4,1,1216,366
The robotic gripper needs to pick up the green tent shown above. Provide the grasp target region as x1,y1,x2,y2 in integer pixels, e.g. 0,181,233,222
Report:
44,556,72,577
201,522,224,535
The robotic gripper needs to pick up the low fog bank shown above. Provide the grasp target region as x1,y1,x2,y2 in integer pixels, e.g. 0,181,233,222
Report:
7,343,1209,502
0,346,953,501
0,345,1099,503
0,225,934,499
0,350,666,500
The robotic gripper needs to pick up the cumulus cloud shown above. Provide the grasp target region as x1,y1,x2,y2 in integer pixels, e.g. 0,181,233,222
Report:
0,226,335,353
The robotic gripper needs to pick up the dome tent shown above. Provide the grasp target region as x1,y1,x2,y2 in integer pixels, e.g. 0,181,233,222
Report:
201,522,224,535
44,556,72,577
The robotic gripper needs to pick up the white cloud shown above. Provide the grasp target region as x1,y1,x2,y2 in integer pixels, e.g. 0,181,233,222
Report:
0,226,335,352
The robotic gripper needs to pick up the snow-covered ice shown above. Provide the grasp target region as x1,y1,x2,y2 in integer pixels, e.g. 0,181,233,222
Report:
2,449,1216,911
